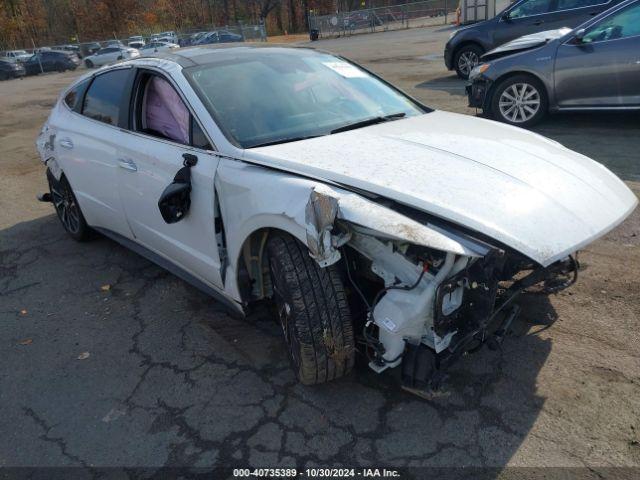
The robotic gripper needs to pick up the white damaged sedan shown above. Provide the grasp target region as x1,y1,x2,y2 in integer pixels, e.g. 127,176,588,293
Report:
36,46,637,391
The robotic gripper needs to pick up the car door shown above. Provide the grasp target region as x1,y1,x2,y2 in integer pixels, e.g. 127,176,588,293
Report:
41,52,58,71
140,44,155,56
95,48,117,66
34,53,44,70
54,67,135,236
92,49,108,66
116,68,224,289
493,0,603,47
493,0,557,46
554,1,640,107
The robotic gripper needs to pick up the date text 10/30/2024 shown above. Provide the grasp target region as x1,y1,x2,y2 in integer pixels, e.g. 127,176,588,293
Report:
233,468,401,478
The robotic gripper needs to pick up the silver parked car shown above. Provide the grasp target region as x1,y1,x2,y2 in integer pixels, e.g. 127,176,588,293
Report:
467,0,640,126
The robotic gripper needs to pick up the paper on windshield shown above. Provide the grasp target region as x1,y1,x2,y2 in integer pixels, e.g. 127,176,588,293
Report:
322,61,368,78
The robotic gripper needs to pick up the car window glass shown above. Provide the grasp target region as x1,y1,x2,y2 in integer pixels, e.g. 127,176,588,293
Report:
139,75,190,144
509,0,552,18
64,79,90,110
185,52,423,148
583,2,640,41
82,69,130,125
556,0,607,10
191,117,211,149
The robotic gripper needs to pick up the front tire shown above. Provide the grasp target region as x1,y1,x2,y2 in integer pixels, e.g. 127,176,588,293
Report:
85,59,93,68
267,233,355,385
454,44,483,79
47,170,91,242
490,74,548,127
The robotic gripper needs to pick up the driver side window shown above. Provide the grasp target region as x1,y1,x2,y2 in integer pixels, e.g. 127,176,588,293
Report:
582,2,640,42
133,72,212,149
509,0,552,18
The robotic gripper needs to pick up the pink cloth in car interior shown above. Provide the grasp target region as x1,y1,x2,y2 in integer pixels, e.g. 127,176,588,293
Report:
144,76,189,144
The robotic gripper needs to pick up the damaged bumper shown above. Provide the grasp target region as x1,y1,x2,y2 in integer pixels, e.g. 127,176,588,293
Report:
404,254,578,392
303,184,581,388
466,79,491,109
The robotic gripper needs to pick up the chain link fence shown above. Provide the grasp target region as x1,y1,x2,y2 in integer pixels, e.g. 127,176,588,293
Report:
309,0,457,39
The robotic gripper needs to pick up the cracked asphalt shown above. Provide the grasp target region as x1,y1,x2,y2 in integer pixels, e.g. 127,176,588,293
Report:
1,24,639,477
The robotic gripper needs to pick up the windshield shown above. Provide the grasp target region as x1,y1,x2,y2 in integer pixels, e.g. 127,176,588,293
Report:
184,49,425,148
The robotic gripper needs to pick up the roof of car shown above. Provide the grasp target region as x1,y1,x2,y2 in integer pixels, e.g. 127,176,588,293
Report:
146,44,317,68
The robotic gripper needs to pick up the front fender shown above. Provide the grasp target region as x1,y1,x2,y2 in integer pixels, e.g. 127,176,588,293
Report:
216,159,487,303
215,160,319,301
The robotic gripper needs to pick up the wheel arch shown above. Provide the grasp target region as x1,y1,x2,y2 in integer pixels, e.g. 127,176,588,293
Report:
215,160,328,305
231,224,308,305
484,70,550,113
452,40,485,61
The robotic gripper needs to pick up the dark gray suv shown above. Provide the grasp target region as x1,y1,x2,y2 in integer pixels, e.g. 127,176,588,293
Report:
466,0,640,126
445,0,624,78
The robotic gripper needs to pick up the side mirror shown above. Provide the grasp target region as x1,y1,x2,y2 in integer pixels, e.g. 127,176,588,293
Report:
158,154,198,224
574,28,586,43
501,11,511,22
158,180,191,224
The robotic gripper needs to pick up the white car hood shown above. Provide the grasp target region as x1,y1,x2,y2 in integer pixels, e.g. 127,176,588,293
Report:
246,111,637,266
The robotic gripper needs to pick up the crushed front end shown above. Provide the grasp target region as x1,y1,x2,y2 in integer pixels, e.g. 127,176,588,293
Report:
304,186,580,393
347,232,577,392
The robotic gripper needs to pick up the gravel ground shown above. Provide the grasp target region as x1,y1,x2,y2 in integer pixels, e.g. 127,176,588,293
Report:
0,25,639,477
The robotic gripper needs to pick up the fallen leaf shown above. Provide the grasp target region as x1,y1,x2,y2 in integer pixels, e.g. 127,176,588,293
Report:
100,284,111,292
19,309,27,315
77,352,90,360
102,407,127,423
19,338,33,345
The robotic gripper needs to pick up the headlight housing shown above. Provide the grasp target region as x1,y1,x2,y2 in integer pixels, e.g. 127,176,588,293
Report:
469,63,490,80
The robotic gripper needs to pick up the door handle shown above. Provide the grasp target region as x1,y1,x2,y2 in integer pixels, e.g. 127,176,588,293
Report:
589,11,598,16
532,20,544,26
59,138,74,149
118,158,137,172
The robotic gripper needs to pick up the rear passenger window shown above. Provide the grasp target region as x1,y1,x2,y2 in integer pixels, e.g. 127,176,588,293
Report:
556,0,607,10
82,69,130,125
64,79,89,111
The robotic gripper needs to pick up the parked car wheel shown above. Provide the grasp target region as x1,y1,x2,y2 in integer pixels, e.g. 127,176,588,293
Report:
56,63,66,73
454,44,483,79
85,59,93,68
490,74,548,127
267,232,355,385
0,71,8,81
47,169,91,241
